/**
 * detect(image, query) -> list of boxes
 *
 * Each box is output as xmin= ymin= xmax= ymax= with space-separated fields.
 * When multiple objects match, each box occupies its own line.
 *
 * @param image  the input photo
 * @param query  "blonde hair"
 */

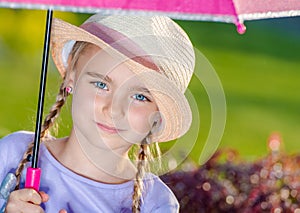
xmin=15 ymin=41 xmax=162 ymax=212
xmin=14 ymin=42 xmax=85 ymax=189
xmin=14 ymin=79 xmax=68 ymax=189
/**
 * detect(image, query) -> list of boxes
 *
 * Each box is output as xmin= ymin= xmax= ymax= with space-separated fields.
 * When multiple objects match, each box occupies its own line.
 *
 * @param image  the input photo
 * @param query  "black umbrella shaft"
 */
xmin=32 ymin=9 xmax=53 ymax=168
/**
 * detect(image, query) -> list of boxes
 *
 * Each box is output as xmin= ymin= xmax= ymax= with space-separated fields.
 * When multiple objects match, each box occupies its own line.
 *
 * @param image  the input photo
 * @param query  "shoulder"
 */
xmin=142 ymin=173 xmax=179 ymax=212
xmin=0 ymin=130 xmax=34 ymax=151
xmin=0 ymin=131 xmax=34 ymax=175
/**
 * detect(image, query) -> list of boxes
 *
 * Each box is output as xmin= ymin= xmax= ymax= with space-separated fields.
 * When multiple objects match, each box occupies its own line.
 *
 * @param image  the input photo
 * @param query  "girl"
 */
xmin=0 ymin=14 xmax=195 ymax=212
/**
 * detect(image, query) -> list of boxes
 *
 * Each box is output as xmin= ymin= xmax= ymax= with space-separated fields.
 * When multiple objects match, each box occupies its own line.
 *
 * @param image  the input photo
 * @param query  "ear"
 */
xmin=63 ymin=56 xmax=76 ymax=89
xmin=151 ymin=112 xmax=162 ymax=135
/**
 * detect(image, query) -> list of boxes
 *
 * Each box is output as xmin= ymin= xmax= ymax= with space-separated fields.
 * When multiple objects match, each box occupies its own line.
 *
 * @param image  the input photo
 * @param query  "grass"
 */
xmin=0 ymin=9 xmax=299 ymax=164
xmin=176 ymin=19 xmax=300 ymax=162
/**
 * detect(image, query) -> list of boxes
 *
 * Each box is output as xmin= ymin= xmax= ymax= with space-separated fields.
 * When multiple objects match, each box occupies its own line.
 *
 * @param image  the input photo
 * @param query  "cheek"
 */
xmin=128 ymin=106 xmax=156 ymax=134
xmin=72 ymin=84 xmax=95 ymax=118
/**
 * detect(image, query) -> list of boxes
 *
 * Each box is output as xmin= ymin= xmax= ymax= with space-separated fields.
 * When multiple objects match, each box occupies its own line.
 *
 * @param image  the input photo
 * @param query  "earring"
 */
xmin=65 ymin=86 xmax=73 ymax=95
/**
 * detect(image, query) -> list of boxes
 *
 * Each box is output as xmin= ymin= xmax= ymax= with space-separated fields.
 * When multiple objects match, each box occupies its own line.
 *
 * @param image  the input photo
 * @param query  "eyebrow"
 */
xmin=130 ymin=87 xmax=151 ymax=94
xmin=87 ymin=72 xmax=112 ymax=82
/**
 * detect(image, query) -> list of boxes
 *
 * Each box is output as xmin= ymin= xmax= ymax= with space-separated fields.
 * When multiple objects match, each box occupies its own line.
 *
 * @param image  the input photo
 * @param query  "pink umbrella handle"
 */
xmin=25 ymin=167 xmax=41 ymax=191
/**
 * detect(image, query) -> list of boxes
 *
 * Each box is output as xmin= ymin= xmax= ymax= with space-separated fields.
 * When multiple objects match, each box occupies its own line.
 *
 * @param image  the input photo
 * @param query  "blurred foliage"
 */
xmin=0 ymin=8 xmax=299 ymax=163
xmin=161 ymin=133 xmax=300 ymax=212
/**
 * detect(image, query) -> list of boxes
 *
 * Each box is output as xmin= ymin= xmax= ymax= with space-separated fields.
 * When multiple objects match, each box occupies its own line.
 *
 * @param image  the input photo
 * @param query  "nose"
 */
xmin=97 ymin=92 xmax=126 ymax=120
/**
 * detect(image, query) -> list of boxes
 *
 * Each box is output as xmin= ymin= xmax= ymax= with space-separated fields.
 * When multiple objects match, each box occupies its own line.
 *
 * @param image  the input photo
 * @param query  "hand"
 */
xmin=5 ymin=189 xmax=48 ymax=213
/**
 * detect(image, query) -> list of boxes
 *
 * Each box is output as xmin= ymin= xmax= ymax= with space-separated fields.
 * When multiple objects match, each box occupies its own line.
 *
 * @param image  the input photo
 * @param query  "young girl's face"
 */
xmin=70 ymin=44 xmax=159 ymax=151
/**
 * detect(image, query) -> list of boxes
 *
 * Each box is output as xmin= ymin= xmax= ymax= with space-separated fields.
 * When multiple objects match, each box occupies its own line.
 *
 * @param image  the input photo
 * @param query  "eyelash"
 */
xmin=91 ymin=81 xmax=151 ymax=102
xmin=132 ymin=94 xmax=150 ymax=102
xmin=92 ymin=81 xmax=108 ymax=90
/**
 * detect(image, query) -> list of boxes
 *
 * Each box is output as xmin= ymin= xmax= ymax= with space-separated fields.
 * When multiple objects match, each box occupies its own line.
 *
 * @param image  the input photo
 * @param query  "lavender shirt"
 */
xmin=0 ymin=131 xmax=179 ymax=212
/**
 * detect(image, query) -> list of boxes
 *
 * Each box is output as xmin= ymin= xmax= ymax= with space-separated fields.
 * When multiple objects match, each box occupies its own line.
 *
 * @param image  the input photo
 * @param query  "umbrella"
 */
xmin=1 ymin=0 xmax=300 ymax=33
xmin=0 ymin=0 xmax=300 ymax=192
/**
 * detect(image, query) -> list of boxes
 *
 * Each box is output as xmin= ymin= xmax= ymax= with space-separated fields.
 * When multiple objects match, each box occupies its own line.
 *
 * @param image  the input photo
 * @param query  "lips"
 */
xmin=96 ymin=122 xmax=122 ymax=134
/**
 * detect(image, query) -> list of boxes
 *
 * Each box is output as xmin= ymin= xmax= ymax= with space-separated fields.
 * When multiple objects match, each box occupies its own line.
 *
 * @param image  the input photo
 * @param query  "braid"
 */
xmin=132 ymin=142 xmax=151 ymax=213
xmin=14 ymin=41 xmax=90 ymax=189
xmin=14 ymin=141 xmax=34 ymax=189
xmin=14 ymin=81 xmax=68 ymax=189
xmin=40 ymin=81 xmax=68 ymax=138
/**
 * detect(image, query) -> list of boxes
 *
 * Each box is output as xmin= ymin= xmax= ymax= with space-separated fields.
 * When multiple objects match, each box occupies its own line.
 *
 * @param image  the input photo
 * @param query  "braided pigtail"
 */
xmin=14 ymin=141 xmax=34 ymax=189
xmin=14 ymin=41 xmax=89 ymax=189
xmin=132 ymin=131 xmax=160 ymax=213
xmin=14 ymin=81 xmax=69 ymax=189
xmin=132 ymin=143 xmax=149 ymax=212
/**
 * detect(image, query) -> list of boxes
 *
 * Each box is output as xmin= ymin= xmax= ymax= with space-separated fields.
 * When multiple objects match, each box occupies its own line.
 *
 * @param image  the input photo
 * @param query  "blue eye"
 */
xmin=94 ymin=81 xmax=108 ymax=90
xmin=133 ymin=94 xmax=148 ymax=102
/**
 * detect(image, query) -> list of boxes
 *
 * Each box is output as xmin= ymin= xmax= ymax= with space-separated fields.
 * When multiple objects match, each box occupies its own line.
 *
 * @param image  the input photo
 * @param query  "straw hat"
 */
xmin=51 ymin=14 xmax=195 ymax=142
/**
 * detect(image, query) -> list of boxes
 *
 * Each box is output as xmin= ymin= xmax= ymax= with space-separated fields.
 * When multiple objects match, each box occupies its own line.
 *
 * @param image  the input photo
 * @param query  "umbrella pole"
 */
xmin=25 ymin=9 xmax=53 ymax=191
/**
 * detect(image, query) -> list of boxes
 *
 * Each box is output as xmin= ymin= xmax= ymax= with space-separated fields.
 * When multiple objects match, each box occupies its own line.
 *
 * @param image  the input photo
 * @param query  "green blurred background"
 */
xmin=0 ymin=9 xmax=299 ymax=164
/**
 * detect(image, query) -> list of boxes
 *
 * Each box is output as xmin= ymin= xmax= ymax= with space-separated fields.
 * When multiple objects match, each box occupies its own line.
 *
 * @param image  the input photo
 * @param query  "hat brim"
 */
xmin=51 ymin=18 xmax=192 ymax=142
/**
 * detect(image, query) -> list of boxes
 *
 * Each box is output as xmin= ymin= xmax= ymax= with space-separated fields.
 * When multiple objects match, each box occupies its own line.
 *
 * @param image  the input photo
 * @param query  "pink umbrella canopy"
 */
xmin=0 ymin=0 xmax=300 ymax=34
